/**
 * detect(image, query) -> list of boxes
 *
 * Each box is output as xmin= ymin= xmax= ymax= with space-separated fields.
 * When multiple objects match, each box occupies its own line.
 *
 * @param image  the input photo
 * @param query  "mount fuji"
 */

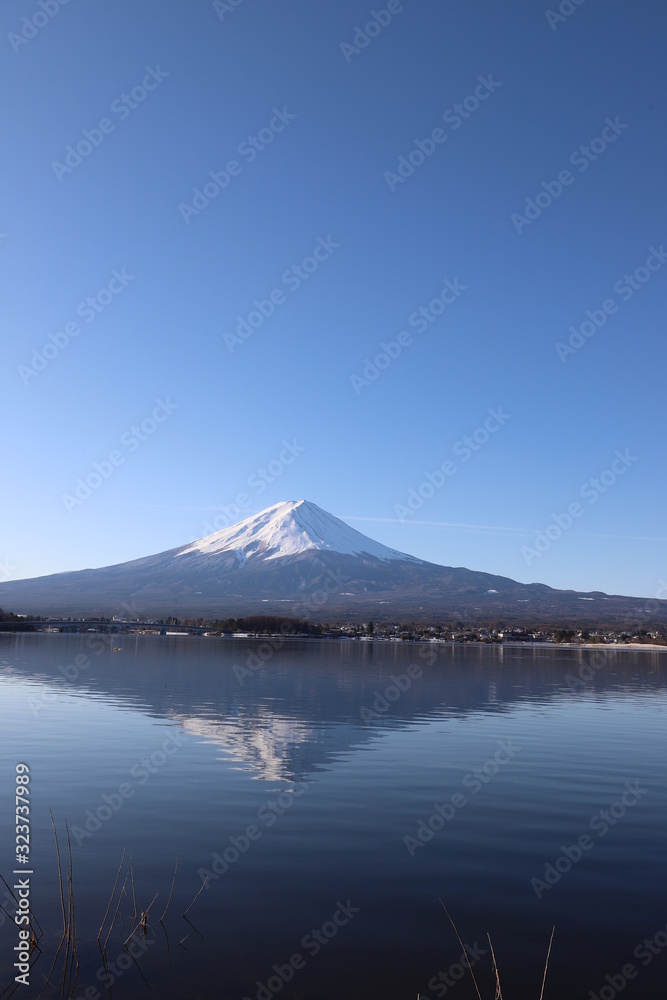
xmin=176 ymin=499 xmax=418 ymax=565
xmin=0 ymin=500 xmax=662 ymax=625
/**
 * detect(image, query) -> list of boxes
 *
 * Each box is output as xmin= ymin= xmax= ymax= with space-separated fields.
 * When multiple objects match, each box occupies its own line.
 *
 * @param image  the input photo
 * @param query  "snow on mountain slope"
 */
xmin=177 ymin=500 xmax=421 ymax=563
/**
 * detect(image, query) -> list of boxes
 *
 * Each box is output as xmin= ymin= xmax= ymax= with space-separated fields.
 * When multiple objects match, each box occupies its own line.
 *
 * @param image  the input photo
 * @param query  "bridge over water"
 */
xmin=5 ymin=620 xmax=216 ymax=636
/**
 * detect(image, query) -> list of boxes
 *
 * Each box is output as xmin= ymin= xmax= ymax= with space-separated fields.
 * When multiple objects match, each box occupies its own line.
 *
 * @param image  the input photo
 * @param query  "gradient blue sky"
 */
xmin=2 ymin=0 xmax=665 ymax=599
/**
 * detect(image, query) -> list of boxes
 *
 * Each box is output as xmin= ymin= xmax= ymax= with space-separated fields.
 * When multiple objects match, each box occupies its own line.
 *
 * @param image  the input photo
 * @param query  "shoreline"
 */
xmin=2 ymin=629 xmax=666 ymax=652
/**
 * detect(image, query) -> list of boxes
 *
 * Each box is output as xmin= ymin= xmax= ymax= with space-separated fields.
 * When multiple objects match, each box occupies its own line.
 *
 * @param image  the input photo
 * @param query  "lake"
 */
xmin=1 ymin=633 xmax=666 ymax=999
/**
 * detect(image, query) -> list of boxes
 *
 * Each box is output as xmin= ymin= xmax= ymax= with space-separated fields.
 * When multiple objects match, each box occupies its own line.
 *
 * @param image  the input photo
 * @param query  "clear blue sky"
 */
xmin=2 ymin=0 xmax=665 ymax=599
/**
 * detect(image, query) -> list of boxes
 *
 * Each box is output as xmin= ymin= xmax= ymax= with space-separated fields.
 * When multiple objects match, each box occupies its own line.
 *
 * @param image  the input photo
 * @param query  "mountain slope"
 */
xmin=0 ymin=500 xmax=663 ymax=626
xmin=176 ymin=500 xmax=421 ymax=563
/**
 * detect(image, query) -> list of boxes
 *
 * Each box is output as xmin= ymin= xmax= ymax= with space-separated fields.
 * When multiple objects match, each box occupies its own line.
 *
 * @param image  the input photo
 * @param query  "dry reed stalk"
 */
xmin=438 ymin=899 xmax=483 ymax=1000
xmin=97 ymin=850 xmax=126 ymax=945
xmin=182 ymin=876 xmax=208 ymax=918
xmin=49 ymin=811 xmax=67 ymax=937
xmin=487 ymin=933 xmax=503 ymax=1000
xmin=122 ymin=924 xmax=139 ymax=947
xmin=62 ymin=820 xmax=79 ymax=999
xmin=160 ymin=858 xmax=178 ymax=922
xmin=129 ymin=855 xmax=137 ymax=921
xmin=124 ymin=891 xmax=158 ymax=945
xmin=143 ymin=891 xmax=158 ymax=918
xmin=36 ymin=817 xmax=69 ymax=1000
xmin=103 ymin=867 xmax=130 ymax=953
xmin=539 ymin=926 xmax=556 ymax=1000
xmin=160 ymin=916 xmax=172 ymax=973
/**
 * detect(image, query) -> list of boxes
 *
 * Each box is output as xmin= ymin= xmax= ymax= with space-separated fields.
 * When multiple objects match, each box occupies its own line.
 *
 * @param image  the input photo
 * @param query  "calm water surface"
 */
xmin=0 ymin=634 xmax=666 ymax=999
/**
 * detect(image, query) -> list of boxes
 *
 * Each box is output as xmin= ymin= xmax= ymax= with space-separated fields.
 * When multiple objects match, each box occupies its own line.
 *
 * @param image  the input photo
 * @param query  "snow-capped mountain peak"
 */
xmin=0 ymin=499 xmax=657 ymax=623
xmin=177 ymin=500 xmax=419 ymax=563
